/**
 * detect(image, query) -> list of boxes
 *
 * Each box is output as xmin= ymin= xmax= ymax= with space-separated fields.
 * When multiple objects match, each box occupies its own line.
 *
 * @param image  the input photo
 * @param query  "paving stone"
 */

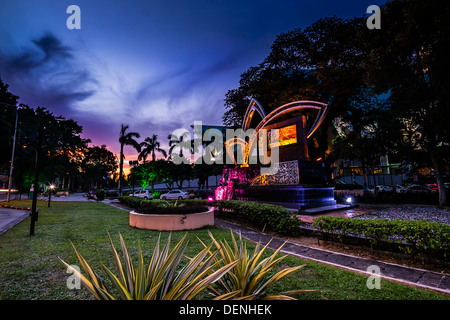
xmin=417 ymin=272 xmax=446 ymax=288
xmin=380 ymin=264 xmax=424 ymax=282
xmin=346 ymin=258 xmax=384 ymax=272
xmin=319 ymin=253 xmax=357 ymax=266
xmin=297 ymin=249 xmax=331 ymax=260
xmin=438 ymin=276 xmax=450 ymax=290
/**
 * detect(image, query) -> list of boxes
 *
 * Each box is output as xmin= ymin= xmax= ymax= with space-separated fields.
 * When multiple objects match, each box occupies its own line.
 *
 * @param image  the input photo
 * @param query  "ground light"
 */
xmin=346 ymin=196 xmax=353 ymax=204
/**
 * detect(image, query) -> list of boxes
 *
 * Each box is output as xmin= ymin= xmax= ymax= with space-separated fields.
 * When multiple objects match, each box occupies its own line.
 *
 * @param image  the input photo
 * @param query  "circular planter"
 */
xmin=129 ymin=208 xmax=214 ymax=231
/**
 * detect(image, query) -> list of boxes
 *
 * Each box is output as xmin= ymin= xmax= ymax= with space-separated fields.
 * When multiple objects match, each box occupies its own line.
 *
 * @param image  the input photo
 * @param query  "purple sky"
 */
xmin=0 ymin=0 xmax=385 ymax=169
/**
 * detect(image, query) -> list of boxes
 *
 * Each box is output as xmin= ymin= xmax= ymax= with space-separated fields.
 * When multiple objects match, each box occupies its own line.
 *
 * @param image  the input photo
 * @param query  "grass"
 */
xmin=0 ymin=199 xmax=448 ymax=300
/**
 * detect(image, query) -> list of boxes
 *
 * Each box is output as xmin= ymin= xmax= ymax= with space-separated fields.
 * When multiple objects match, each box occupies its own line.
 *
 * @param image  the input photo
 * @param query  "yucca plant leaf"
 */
xmin=58 ymin=249 xmax=115 ymax=300
xmin=106 ymin=232 xmax=128 ymax=290
xmin=58 ymin=257 xmax=104 ymax=299
xmin=101 ymin=263 xmax=134 ymax=300
xmin=183 ymin=259 xmax=239 ymax=300
xmin=143 ymin=279 xmax=164 ymax=300
xmin=212 ymin=290 xmax=242 ymax=300
xmin=260 ymin=294 xmax=297 ymax=300
xmin=118 ymin=233 xmax=135 ymax=296
xmin=256 ymin=264 xmax=306 ymax=295
xmin=68 ymin=242 xmax=105 ymax=290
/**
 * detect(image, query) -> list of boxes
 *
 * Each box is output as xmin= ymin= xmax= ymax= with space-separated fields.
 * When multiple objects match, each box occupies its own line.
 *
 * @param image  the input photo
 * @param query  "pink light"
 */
xmin=214 ymin=186 xmax=226 ymax=200
xmin=207 ymin=196 xmax=213 ymax=202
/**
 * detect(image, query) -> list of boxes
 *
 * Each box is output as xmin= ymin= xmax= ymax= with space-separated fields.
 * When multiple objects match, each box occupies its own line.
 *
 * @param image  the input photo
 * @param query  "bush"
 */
xmin=214 ymin=200 xmax=302 ymax=237
xmin=153 ymin=191 xmax=161 ymax=199
xmin=117 ymin=196 xmax=144 ymax=208
xmin=96 ymin=189 xmax=105 ymax=201
xmin=312 ymin=216 xmax=450 ymax=259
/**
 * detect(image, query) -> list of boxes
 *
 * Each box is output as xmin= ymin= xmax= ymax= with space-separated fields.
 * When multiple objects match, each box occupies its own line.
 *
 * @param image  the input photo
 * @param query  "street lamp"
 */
xmin=0 ymin=102 xmax=18 ymax=203
xmin=48 ymin=184 xmax=55 ymax=208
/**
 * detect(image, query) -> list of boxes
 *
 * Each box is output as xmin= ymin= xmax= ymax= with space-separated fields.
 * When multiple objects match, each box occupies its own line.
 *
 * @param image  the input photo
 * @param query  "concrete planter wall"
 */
xmin=129 ymin=208 xmax=214 ymax=231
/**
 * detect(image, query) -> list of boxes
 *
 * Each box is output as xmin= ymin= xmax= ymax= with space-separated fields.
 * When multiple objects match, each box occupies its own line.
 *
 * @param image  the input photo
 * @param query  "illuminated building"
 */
xmin=215 ymin=98 xmax=337 ymax=210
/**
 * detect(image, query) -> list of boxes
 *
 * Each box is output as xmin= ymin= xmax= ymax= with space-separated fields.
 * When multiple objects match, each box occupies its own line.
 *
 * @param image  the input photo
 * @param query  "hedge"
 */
xmin=117 ymin=196 xmax=302 ymax=236
xmin=213 ymin=200 xmax=302 ymax=236
xmin=312 ymin=216 xmax=450 ymax=260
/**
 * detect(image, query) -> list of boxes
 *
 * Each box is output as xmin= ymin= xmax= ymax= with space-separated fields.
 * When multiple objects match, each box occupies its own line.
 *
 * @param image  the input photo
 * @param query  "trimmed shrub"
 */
xmin=117 ymin=196 xmax=144 ymax=208
xmin=214 ymin=200 xmax=302 ymax=237
xmin=96 ymin=189 xmax=105 ymax=201
xmin=135 ymin=202 xmax=210 ymax=215
xmin=312 ymin=216 xmax=450 ymax=259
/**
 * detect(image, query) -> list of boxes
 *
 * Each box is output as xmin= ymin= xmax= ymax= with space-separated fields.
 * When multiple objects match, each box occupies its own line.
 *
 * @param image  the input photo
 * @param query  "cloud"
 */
xmin=0 ymin=32 xmax=96 ymax=115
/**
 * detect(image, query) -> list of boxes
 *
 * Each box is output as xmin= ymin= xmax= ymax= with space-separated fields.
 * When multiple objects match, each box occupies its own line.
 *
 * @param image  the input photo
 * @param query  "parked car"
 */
xmin=131 ymin=190 xmax=153 ymax=200
xmin=375 ymin=185 xmax=394 ymax=193
xmin=160 ymin=189 xmax=189 ymax=200
xmin=427 ymin=184 xmax=438 ymax=190
xmin=428 ymin=183 xmax=450 ymax=190
xmin=400 ymin=185 xmax=437 ymax=194
xmin=197 ymin=189 xmax=215 ymax=200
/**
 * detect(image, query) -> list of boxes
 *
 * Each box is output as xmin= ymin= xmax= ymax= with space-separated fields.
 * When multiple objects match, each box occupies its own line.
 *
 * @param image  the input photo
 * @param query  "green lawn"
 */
xmin=0 ymin=199 xmax=448 ymax=300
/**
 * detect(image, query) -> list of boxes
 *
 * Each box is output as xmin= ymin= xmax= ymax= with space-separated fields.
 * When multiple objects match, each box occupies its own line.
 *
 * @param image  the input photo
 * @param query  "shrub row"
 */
xmin=213 ymin=200 xmax=302 ymax=237
xmin=117 ymin=196 xmax=147 ymax=208
xmin=312 ymin=216 xmax=450 ymax=259
xmin=117 ymin=197 xmax=301 ymax=236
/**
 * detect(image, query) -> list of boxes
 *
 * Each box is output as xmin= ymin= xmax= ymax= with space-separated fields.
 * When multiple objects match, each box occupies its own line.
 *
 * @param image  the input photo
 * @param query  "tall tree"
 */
xmin=362 ymin=0 xmax=450 ymax=205
xmin=118 ymin=124 xmax=141 ymax=195
xmin=138 ymin=134 xmax=167 ymax=163
xmin=82 ymin=145 xmax=117 ymax=190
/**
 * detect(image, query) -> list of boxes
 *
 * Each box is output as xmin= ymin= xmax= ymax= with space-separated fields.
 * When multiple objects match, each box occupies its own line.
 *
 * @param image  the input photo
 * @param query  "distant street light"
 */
xmin=0 ymin=102 xmax=18 ymax=203
xmin=48 ymin=184 xmax=55 ymax=208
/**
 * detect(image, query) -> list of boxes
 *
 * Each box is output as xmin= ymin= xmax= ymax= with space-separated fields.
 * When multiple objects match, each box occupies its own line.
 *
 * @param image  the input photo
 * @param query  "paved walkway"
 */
xmin=0 ymin=207 xmax=30 ymax=235
xmin=296 ymin=205 xmax=379 ymax=223
xmin=215 ymin=219 xmax=450 ymax=295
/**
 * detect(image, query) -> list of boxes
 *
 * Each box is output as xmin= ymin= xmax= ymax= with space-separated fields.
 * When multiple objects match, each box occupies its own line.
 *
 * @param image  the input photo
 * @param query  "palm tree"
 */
xmin=167 ymin=131 xmax=194 ymax=162
xmin=118 ymin=124 xmax=141 ymax=195
xmin=138 ymin=134 xmax=167 ymax=163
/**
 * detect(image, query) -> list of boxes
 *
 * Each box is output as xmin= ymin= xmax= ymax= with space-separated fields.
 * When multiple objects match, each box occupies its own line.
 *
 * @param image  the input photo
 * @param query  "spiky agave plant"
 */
xmin=199 ymin=230 xmax=315 ymax=300
xmin=59 ymin=232 xmax=237 ymax=300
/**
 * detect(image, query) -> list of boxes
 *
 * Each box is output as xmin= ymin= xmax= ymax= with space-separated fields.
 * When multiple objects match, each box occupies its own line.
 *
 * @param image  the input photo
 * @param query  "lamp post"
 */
xmin=48 ymin=184 xmax=55 ymax=208
xmin=129 ymin=160 xmax=138 ymax=196
xmin=0 ymin=102 xmax=18 ymax=203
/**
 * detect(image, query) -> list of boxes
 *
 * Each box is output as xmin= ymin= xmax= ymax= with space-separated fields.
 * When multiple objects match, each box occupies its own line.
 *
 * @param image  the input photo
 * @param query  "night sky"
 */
xmin=0 ymin=0 xmax=386 ymax=169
